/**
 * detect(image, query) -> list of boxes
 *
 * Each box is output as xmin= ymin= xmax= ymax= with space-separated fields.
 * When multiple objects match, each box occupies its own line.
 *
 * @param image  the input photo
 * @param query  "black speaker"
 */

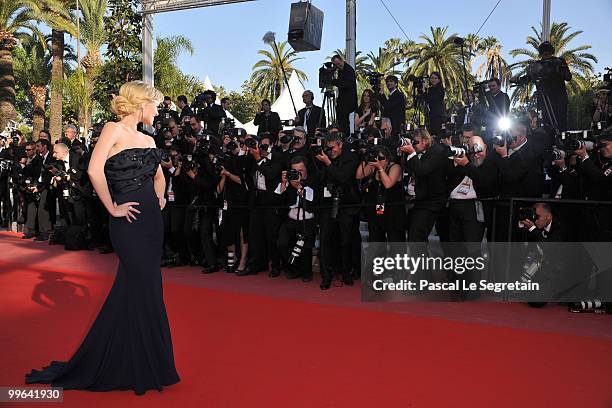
xmin=287 ymin=1 xmax=324 ymax=52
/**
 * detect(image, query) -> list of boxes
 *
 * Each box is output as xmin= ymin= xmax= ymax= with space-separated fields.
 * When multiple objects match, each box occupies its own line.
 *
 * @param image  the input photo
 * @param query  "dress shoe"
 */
xmin=236 ymin=267 xmax=258 ymax=276
xmin=268 ymin=268 xmax=281 ymax=278
xmin=342 ymin=273 xmax=354 ymax=286
xmin=320 ymin=278 xmax=332 ymax=290
xmin=202 ymin=265 xmax=219 ymax=274
xmin=286 ymin=270 xmax=301 ymax=280
xmin=301 ymin=275 xmax=313 ymax=283
xmin=22 ymin=233 xmax=36 ymax=239
xmin=33 ymin=234 xmax=49 ymax=242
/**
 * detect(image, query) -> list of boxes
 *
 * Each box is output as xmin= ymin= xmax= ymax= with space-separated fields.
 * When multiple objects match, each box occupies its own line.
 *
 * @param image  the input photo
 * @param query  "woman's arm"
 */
xmin=87 ymin=123 xmax=119 ymax=214
xmin=217 ymin=174 xmax=226 ymax=195
xmin=379 ymin=163 xmax=402 ymax=189
xmin=356 ymin=161 xmax=374 ymax=180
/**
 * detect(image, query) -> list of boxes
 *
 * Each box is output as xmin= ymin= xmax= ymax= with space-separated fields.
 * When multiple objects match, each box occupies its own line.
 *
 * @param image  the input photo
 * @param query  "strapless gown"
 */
xmin=25 ymin=147 xmax=180 ymax=395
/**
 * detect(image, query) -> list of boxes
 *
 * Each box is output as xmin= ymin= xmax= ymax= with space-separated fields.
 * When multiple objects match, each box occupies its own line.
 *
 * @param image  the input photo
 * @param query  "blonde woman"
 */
xmin=26 ymin=81 xmax=180 ymax=395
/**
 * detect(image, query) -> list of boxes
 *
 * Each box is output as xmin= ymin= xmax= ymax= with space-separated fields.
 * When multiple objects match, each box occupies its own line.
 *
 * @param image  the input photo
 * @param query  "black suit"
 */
xmin=405 ymin=143 xmax=448 ymax=241
xmin=331 ymin=63 xmax=358 ymax=136
xmin=426 ymin=84 xmax=445 ymax=137
xmin=378 ymin=89 xmax=406 ymax=136
xmin=202 ymin=103 xmax=226 ymax=135
xmin=24 ymin=152 xmax=56 ymax=237
xmin=254 ymin=111 xmax=282 ymax=141
xmin=537 ymin=57 xmax=572 ymax=131
xmin=295 ymin=104 xmax=325 ymax=139
xmin=496 ymin=141 xmax=544 ymax=199
xmin=485 ymin=91 xmax=510 ymax=136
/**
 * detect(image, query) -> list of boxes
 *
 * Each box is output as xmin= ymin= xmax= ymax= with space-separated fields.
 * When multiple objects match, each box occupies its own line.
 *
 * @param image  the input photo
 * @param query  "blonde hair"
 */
xmin=414 ymin=128 xmax=432 ymax=147
xmin=110 ymin=80 xmax=164 ymax=119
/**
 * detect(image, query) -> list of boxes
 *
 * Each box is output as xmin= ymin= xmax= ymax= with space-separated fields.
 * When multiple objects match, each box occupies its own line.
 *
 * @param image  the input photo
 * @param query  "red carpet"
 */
xmin=1 ymin=231 xmax=611 ymax=407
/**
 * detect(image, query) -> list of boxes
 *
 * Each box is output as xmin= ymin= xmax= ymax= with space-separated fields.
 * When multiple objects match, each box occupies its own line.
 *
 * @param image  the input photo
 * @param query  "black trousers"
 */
xmin=449 ymin=200 xmax=485 ymax=243
xmin=368 ymin=218 xmax=405 ymax=243
xmin=337 ymin=109 xmax=352 ymax=137
xmin=247 ymin=206 xmax=282 ymax=271
xmin=407 ymin=207 xmax=437 ymax=242
xmin=277 ymin=218 xmax=316 ymax=278
xmin=25 ymin=189 xmax=52 ymax=236
xmin=319 ymin=210 xmax=359 ymax=279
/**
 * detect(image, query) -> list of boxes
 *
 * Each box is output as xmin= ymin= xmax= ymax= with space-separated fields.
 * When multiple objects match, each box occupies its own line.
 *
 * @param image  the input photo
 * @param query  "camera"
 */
xmin=280 ymin=132 xmax=295 ymax=145
xmin=212 ymin=152 xmax=232 ymax=175
xmin=552 ymin=148 xmax=566 ymax=161
xmin=518 ymin=206 xmax=537 ymax=222
xmin=446 ymin=146 xmax=467 ymax=158
xmin=367 ymin=72 xmax=384 ymax=93
xmin=364 ymin=147 xmax=381 ymax=163
xmin=559 ymin=130 xmax=595 ymax=151
xmin=244 ymin=138 xmax=258 ymax=149
xmin=287 ymin=168 xmax=301 ymax=181
xmin=318 ymin=61 xmax=337 ymax=89
xmin=407 ymin=74 xmax=428 ymax=92
xmin=511 ymin=58 xmax=562 ymax=86
xmin=280 ymin=119 xmax=295 ymax=127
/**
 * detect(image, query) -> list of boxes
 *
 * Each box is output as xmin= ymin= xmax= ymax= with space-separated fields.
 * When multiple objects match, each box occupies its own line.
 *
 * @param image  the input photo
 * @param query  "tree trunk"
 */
xmin=31 ymin=85 xmax=47 ymax=138
xmin=0 ymin=46 xmax=16 ymax=133
xmin=49 ymin=29 xmax=65 ymax=142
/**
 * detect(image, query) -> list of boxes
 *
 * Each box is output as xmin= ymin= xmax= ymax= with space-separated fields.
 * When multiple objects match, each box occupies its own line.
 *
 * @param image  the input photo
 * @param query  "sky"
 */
xmin=148 ymin=0 xmax=611 ymax=95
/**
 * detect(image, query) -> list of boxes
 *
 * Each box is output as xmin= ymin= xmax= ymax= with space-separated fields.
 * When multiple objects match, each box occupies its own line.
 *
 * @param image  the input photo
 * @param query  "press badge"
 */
xmin=323 ymin=186 xmax=332 ymax=198
xmin=167 ymin=191 xmax=175 ymax=202
xmin=223 ymin=200 xmax=228 ymax=210
xmin=376 ymin=195 xmax=385 ymax=215
xmin=218 ymin=208 xmax=223 ymax=224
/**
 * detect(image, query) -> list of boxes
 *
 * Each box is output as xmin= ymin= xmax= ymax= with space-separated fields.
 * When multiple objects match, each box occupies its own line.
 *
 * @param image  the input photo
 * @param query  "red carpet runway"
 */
xmin=1 ymin=231 xmax=611 ymax=407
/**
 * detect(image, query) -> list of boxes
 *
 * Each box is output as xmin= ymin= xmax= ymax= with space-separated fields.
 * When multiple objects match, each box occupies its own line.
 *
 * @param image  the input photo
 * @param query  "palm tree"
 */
xmin=250 ymin=40 xmax=307 ymax=102
xmin=76 ymin=0 xmax=107 ymax=135
xmin=474 ymin=36 xmax=511 ymax=86
xmin=44 ymin=0 xmax=76 ymax=140
xmin=0 ymin=0 xmax=48 ymax=132
xmin=405 ymin=26 xmax=467 ymax=104
xmin=13 ymin=35 xmax=51 ymax=135
xmin=154 ymin=35 xmax=194 ymax=97
xmin=509 ymin=22 xmax=598 ymax=104
xmin=364 ymin=47 xmax=402 ymax=77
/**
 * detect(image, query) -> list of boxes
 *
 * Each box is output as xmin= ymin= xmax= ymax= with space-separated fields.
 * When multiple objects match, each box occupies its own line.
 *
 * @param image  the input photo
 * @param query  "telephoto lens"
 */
xmin=289 ymin=233 xmax=305 ymax=265
xmin=568 ymin=299 xmax=609 ymax=313
xmin=446 ymin=146 xmax=466 ymax=158
xmin=551 ymin=148 xmax=566 ymax=161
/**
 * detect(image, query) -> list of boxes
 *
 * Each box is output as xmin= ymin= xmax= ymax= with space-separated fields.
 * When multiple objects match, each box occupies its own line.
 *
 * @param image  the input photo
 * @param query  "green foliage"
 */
xmin=226 ymin=81 xmax=260 ymax=124
xmin=153 ymin=35 xmax=203 ymax=99
xmin=250 ymin=41 xmax=308 ymax=102
xmin=92 ymin=0 xmax=142 ymax=120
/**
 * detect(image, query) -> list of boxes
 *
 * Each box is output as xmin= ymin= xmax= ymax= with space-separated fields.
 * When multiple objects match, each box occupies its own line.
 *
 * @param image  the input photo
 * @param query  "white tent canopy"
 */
xmin=243 ymin=71 xmax=306 ymax=135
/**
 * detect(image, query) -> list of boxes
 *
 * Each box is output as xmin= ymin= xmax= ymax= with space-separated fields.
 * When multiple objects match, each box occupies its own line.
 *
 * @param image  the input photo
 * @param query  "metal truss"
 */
xmin=141 ymin=0 xmax=255 ymax=14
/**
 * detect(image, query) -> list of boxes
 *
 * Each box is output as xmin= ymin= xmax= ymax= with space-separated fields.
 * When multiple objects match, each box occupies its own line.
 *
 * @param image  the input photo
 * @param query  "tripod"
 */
xmin=533 ymin=83 xmax=560 ymax=137
xmin=411 ymin=88 xmax=428 ymax=127
xmin=320 ymin=87 xmax=336 ymax=130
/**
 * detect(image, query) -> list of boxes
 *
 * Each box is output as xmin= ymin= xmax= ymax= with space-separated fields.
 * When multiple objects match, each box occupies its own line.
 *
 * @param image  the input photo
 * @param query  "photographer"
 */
xmin=242 ymin=135 xmax=285 ymax=277
xmin=160 ymin=145 xmax=192 ymax=266
xmin=276 ymin=155 xmax=320 ymax=281
xmin=176 ymin=95 xmax=193 ymax=122
xmin=216 ymin=139 xmax=250 ymax=274
xmin=426 ymin=72 xmax=446 ymax=138
xmin=450 ymin=135 xmax=498 ymax=243
xmin=356 ymin=145 xmax=405 ymax=242
xmin=520 ymin=202 xmax=566 ymax=242
xmin=535 ymin=42 xmax=572 ymax=131
xmin=200 ymin=90 xmax=226 ymax=135
xmin=377 ymin=75 xmax=406 ymax=136
xmin=355 ymin=89 xmax=379 ymax=129
xmin=155 ymin=96 xmax=180 ymax=126
xmin=63 ymin=124 xmax=84 ymax=149
xmin=399 ymin=129 xmax=448 ymax=241
xmin=253 ymin=99 xmax=282 ymax=142
xmin=23 ymin=139 xmax=55 ymax=241
xmin=294 ymin=90 xmax=325 ymax=139
xmin=0 ymin=135 xmax=11 ymax=228
xmin=574 ymin=131 xmax=612 ymax=241
xmin=315 ymin=132 xmax=360 ymax=289
xmin=330 ymin=54 xmax=358 ymax=137
xmin=485 ymin=78 xmax=511 ymax=137
xmin=592 ymin=89 xmax=611 ymax=125
xmin=187 ymin=143 xmax=221 ymax=273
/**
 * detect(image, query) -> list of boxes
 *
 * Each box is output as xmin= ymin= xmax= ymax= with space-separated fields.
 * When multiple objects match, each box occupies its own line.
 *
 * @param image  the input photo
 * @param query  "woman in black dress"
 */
xmin=355 ymin=89 xmax=379 ymax=129
xmin=253 ymin=99 xmax=282 ymax=142
xmin=26 ymin=81 xmax=180 ymax=395
xmin=426 ymin=71 xmax=446 ymax=138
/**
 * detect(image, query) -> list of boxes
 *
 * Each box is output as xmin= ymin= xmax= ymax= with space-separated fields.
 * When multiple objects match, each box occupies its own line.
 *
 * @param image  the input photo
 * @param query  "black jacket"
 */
xmin=202 ymin=103 xmax=226 ymax=135
xmin=254 ymin=111 xmax=282 ymax=141
xmin=485 ymin=91 xmax=511 ymax=126
xmin=321 ymin=149 xmax=360 ymax=213
xmin=248 ymin=152 xmax=285 ymax=208
xmin=548 ymin=165 xmax=580 ymax=199
xmin=378 ymin=89 xmax=406 ymax=136
xmin=495 ymin=140 xmax=544 ymax=198
xmin=406 ymin=143 xmax=448 ymax=210
xmin=332 ymin=63 xmax=358 ymax=115
xmin=426 ymin=84 xmax=445 ymax=119
xmin=295 ymin=105 xmax=325 ymax=138
xmin=276 ymin=174 xmax=321 ymax=218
